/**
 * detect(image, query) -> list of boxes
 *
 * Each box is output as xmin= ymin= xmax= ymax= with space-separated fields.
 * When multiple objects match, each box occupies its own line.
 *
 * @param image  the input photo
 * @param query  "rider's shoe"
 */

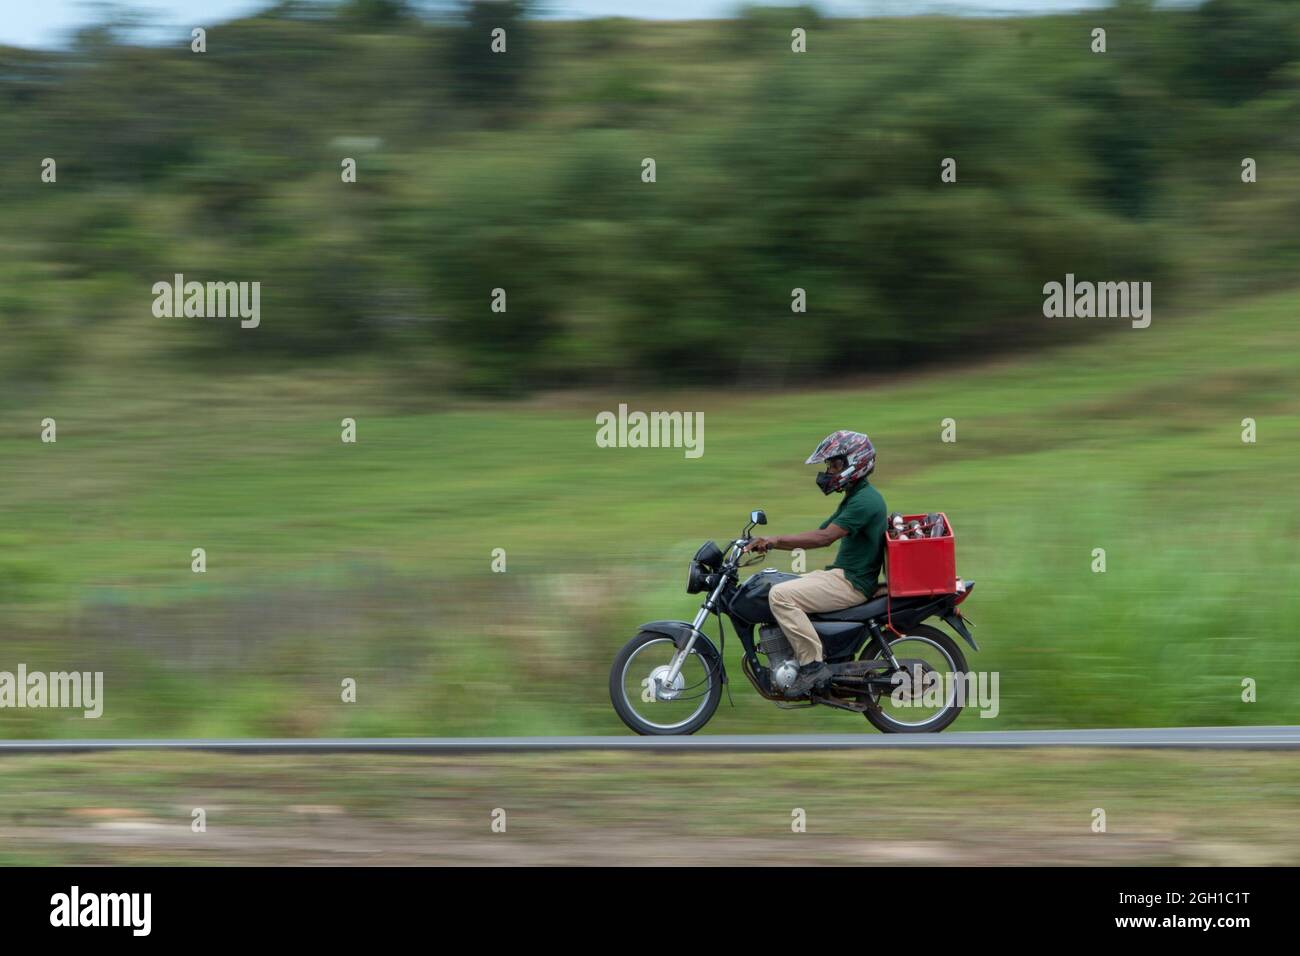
xmin=786 ymin=661 xmax=832 ymax=698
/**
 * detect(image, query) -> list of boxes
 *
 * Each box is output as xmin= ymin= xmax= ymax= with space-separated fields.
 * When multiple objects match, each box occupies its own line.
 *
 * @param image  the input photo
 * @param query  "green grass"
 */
xmin=1 ymin=289 xmax=1298 ymax=736
xmin=0 ymin=750 xmax=1298 ymax=865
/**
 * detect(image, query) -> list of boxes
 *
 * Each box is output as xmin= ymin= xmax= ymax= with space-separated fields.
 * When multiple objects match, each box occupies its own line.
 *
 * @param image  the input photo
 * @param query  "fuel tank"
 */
xmin=728 ymin=568 xmax=799 ymax=624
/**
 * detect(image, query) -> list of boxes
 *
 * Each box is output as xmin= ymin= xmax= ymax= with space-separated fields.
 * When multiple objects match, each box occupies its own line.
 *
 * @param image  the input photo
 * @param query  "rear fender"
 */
xmin=886 ymin=597 xmax=980 ymax=653
xmin=941 ymin=612 xmax=979 ymax=652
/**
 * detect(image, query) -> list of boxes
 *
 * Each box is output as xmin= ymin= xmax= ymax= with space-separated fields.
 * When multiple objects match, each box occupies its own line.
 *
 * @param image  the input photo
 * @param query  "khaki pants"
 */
xmin=768 ymin=569 xmax=868 ymax=665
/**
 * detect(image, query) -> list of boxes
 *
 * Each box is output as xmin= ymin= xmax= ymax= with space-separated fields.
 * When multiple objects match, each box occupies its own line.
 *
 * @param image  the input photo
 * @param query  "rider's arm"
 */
xmin=754 ymin=523 xmax=848 ymax=552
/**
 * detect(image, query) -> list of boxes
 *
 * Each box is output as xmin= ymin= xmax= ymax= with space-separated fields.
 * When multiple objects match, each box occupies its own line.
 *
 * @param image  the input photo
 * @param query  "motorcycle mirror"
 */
xmin=751 ymin=510 xmax=767 ymax=526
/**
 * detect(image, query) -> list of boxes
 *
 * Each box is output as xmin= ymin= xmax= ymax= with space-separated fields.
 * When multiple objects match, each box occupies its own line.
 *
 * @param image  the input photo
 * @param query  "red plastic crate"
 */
xmin=885 ymin=512 xmax=957 ymax=597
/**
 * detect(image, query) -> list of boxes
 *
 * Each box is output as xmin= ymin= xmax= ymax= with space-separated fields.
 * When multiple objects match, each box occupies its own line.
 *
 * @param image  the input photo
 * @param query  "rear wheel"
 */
xmin=610 ymin=630 xmax=723 ymax=736
xmin=861 ymin=624 xmax=968 ymax=734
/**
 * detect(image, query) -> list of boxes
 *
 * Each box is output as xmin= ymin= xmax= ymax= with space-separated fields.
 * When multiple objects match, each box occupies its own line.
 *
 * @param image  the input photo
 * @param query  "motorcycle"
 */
xmin=609 ymin=510 xmax=978 ymax=735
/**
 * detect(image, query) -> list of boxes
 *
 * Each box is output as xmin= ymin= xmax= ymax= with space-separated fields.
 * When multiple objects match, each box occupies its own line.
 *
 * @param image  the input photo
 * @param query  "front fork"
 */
xmin=662 ymin=579 xmax=727 ymax=686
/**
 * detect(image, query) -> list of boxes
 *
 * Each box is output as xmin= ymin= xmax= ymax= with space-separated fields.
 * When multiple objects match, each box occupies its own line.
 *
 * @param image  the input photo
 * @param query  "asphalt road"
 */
xmin=1 ymin=725 xmax=1298 ymax=753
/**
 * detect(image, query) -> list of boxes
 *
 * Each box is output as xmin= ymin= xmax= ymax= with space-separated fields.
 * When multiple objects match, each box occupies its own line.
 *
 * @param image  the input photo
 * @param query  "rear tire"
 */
xmin=610 ymin=630 xmax=723 ymax=736
xmin=862 ymin=624 xmax=968 ymax=734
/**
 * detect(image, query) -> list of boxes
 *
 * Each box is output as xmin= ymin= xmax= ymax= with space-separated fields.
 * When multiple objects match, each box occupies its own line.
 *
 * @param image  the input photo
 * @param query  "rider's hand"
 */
xmin=746 ymin=536 xmax=774 ymax=553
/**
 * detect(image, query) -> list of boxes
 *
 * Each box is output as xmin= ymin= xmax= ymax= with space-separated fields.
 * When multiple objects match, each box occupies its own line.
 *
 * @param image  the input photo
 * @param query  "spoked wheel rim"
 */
xmin=866 ymin=634 xmax=961 ymax=729
xmin=618 ymin=637 xmax=717 ymax=732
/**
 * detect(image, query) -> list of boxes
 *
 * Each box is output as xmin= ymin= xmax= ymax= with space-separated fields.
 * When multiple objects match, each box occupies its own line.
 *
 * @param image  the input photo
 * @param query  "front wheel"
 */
xmin=610 ymin=630 xmax=723 ymax=736
xmin=861 ymin=623 xmax=969 ymax=734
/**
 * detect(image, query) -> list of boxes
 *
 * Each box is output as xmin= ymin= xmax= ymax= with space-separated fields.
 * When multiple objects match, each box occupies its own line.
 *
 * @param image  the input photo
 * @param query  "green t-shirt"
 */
xmin=818 ymin=479 xmax=887 ymax=598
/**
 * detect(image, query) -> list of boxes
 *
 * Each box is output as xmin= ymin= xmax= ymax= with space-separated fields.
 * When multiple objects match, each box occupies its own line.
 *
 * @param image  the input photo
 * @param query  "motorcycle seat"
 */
xmin=809 ymin=595 xmax=890 ymax=623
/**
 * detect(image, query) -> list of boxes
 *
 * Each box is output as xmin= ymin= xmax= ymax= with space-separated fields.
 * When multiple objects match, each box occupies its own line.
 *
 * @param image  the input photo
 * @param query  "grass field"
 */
xmin=1 ymin=749 xmax=1298 ymax=865
xmin=1 ymin=289 xmax=1298 ymax=737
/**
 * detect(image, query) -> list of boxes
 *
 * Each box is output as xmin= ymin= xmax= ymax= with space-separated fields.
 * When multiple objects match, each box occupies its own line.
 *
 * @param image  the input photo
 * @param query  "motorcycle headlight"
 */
xmin=686 ymin=561 xmax=712 ymax=594
xmin=693 ymin=540 xmax=723 ymax=571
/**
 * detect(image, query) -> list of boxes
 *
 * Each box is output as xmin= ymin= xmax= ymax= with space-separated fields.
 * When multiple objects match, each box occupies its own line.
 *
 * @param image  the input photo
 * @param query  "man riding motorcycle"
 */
xmin=744 ymin=430 xmax=888 ymax=697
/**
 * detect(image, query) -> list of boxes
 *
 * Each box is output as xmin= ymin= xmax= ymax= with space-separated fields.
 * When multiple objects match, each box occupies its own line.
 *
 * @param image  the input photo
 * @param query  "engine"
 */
xmin=758 ymin=624 xmax=801 ymax=691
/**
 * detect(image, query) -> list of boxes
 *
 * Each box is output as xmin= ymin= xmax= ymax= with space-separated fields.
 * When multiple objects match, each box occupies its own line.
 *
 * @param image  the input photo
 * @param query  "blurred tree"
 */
xmin=729 ymin=4 xmax=825 ymax=54
xmin=1182 ymin=0 xmax=1300 ymax=104
xmin=0 ymin=1 xmax=1296 ymax=392
xmin=342 ymin=0 xmax=413 ymax=27
xmin=446 ymin=0 xmax=535 ymax=112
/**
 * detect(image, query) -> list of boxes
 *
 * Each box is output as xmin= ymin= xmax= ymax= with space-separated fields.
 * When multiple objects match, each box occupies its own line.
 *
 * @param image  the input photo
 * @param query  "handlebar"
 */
xmin=724 ymin=537 xmax=769 ymax=570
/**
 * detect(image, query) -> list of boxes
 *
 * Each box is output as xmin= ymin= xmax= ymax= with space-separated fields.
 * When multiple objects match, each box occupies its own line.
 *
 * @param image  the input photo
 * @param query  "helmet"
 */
xmin=805 ymin=430 xmax=875 ymax=495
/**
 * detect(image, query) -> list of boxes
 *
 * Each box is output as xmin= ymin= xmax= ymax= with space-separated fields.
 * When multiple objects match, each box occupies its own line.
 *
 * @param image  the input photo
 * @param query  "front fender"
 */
xmin=639 ymin=620 xmax=725 ymax=680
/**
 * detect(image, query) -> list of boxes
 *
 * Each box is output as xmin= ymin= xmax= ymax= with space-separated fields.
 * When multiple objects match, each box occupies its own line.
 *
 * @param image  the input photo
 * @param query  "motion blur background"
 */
xmin=2 ymin=0 xmax=1298 ymax=741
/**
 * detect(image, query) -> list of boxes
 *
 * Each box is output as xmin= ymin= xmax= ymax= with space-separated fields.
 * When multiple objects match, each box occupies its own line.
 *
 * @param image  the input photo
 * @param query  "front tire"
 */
xmin=610 ymin=630 xmax=723 ymax=736
xmin=862 ymin=623 xmax=969 ymax=734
